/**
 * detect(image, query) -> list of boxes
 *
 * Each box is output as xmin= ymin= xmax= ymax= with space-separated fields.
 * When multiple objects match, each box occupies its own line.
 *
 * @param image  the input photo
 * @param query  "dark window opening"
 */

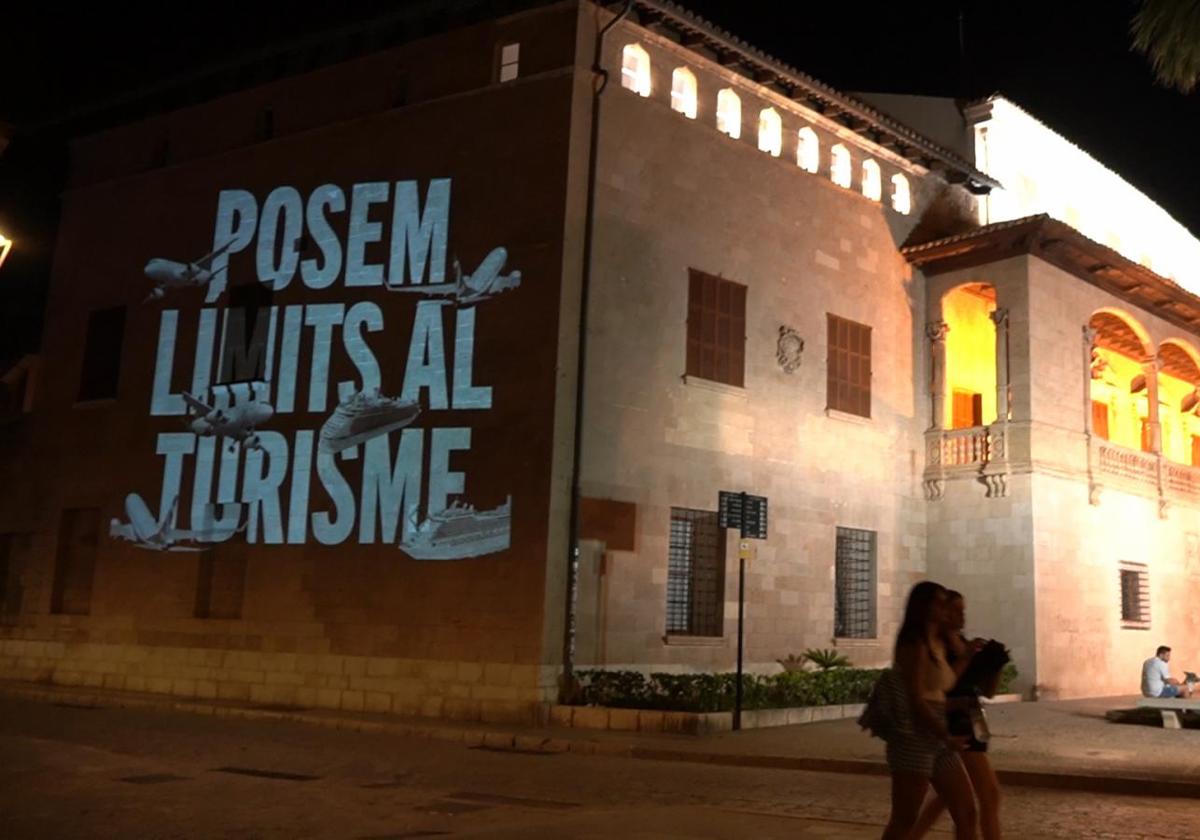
xmin=195 ymin=548 xmax=247 ymax=620
xmin=1119 ymin=564 xmax=1149 ymax=626
xmin=665 ymin=508 xmax=725 ymax=637
xmin=258 ymin=106 xmax=275 ymax=141
xmin=219 ymin=283 xmax=274 ymax=384
xmin=686 ymin=270 xmax=746 ymax=388
xmin=835 ymin=526 xmax=877 ymax=639
xmin=827 ymin=314 xmax=871 ymax=418
xmin=51 ymin=508 xmax=100 ymax=616
xmin=77 ymin=306 xmax=126 ymax=402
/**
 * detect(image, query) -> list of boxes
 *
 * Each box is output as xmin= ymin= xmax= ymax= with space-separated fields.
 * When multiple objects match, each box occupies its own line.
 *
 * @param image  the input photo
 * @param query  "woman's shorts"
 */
xmin=885 ymin=732 xmax=963 ymax=777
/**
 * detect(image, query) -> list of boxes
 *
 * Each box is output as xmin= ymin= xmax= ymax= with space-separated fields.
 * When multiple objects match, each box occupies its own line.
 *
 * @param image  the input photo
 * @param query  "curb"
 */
xmin=3 ymin=681 xmax=1197 ymax=798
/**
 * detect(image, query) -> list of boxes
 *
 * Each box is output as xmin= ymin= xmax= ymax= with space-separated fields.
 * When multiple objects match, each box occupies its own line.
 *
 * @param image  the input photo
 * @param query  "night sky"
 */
xmin=0 ymin=0 xmax=1195 ymax=363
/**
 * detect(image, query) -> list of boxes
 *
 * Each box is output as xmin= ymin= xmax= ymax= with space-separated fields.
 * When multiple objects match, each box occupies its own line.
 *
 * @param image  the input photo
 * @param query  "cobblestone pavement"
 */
xmin=0 ymin=697 xmax=1191 ymax=839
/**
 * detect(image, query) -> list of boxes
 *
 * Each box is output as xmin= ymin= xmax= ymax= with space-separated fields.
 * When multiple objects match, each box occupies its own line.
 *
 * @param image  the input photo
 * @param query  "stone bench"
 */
xmin=1136 ymin=697 xmax=1200 ymax=729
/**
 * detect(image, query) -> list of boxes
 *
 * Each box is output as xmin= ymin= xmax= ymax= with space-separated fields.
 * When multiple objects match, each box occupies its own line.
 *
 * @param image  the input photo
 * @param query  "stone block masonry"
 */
xmin=0 ymin=638 xmax=549 ymax=724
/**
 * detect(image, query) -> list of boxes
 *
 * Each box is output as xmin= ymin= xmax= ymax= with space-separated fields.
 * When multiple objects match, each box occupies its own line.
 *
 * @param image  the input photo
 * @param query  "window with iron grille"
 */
xmin=77 ymin=306 xmax=126 ymax=402
xmin=1119 ymin=562 xmax=1150 ymax=627
xmin=665 ymin=508 xmax=726 ymax=636
xmin=827 ymin=314 xmax=871 ymax=417
xmin=686 ymin=270 xmax=746 ymax=388
xmin=835 ymin=526 xmax=876 ymax=638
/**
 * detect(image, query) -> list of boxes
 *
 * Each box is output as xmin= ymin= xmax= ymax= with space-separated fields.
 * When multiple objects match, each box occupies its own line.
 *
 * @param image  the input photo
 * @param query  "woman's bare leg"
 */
xmin=881 ymin=772 xmax=930 ymax=840
xmin=907 ymin=792 xmax=946 ymax=839
xmin=962 ymin=752 xmax=1001 ymax=840
xmin=931 ymin=756 xmax=978 ymax=840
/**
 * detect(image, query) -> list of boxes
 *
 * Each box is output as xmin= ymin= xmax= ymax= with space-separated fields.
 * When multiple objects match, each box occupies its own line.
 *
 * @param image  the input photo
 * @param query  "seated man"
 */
xmin=1142 ymin=646 xmax=1195 ymax=698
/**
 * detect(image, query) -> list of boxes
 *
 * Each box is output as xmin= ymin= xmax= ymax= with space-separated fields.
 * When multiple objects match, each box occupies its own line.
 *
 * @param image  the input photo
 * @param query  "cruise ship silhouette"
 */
xmin=401 ymin=496 xmax=512 ymax=560
xmin=319 ymin=389 xmax=421 ymax=454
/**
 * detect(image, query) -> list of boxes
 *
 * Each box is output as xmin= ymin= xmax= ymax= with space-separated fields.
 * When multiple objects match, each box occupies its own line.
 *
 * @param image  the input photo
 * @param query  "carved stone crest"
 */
xmin=776 ymin=326 xmax=804 ymax=374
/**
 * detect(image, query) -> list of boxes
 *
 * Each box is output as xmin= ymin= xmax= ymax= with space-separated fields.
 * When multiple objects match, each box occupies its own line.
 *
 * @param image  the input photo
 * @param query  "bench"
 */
xmin=1136 ymin=697 xmax=1200 ymax=729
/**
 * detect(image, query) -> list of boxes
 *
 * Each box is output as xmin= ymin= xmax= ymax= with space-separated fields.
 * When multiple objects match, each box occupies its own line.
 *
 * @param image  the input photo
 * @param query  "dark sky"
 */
xmin=0 ymin=0 xmax=1196 ymax=362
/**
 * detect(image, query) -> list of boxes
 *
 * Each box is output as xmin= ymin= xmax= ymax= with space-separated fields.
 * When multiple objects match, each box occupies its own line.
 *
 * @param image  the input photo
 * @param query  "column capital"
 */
xmin=989 ymin=307 xmax=1010 ymax=327
xmin=925 ymin=320 xmax=949 ymax=342
xmin=1082 ymin=324 xmax=1098 ymax=346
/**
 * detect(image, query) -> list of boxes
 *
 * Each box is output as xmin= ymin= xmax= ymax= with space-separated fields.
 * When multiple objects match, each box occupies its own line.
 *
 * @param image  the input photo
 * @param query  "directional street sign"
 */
xmin=718 ymin=491 xmax=768 ymax=539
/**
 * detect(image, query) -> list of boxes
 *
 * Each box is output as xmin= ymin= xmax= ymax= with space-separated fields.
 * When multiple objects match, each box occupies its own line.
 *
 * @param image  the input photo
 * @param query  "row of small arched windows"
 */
xmin=620 ymin=44 xmax=911 ymax=215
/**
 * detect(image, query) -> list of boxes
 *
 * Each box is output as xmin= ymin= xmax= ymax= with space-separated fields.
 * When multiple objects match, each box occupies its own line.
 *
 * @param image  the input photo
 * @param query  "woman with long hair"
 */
xmin=880 ymin=581 xmax=977 ymax=840
xmin=910 ymin=590 xmax=1003 ymax=840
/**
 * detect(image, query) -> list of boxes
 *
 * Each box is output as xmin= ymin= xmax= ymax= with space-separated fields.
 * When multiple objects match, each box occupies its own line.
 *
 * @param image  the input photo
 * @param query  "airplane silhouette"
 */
xmin=143 ymin=240 xmax=235 ymax=301
xmin=184 ymin=386 xmax=274 ymax=453
xmin=384 ymin=246 xmax=521 ymax=305
xmin=109 ymin=493 xmax=243 ymax=551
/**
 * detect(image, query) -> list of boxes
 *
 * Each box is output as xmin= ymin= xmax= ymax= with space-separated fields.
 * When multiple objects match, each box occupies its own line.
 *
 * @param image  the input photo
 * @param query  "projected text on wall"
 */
xmin=110 ymin=179 xmax=520 ymax=559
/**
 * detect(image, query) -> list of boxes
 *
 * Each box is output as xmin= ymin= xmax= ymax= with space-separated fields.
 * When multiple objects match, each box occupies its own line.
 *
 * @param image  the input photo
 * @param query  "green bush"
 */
xmin=574 ymin=667 xmax=884 ymax=712
xmin=997 ymin=662 xmax=1019 ymax=695
xmin=802 ymin=648 xmax=853 ymax=670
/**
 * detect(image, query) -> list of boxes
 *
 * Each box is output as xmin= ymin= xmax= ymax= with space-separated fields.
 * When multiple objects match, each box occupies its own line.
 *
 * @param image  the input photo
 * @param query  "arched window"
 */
xmin=861 ymin=160 xmax=882 ymax=201
xmin=670 ymin=67 xmax=697 ymax=118
xmin=891 ymin=173 xmax=911 ymax=215
xmin=621 ymin=44 xmax=651 ymax=97
xmin=797 ymin=127 xmax=819 ymax=173
xmin=757 ymin=108 xmax=782 ymax=157
xmin=830 ymin=144 xmax=851 ymax=188
xmin=716 ymin=88 xmax=741 ymax=139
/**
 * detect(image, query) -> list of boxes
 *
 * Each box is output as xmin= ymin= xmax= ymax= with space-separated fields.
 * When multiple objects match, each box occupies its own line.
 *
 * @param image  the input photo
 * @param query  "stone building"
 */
xmin=2 ymin=0 xmax=1198 ymax=719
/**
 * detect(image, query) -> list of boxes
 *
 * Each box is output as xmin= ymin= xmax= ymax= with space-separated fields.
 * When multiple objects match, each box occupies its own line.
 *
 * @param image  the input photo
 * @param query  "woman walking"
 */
xmin=880 ymin=581 xmax=977 ymax=840
xmin=910 ymin=590 xmax=1003 ymax=840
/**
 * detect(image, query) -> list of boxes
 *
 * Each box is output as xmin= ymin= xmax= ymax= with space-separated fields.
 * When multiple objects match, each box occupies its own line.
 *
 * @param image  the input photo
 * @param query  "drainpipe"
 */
xmin=560 ymin=0 xmax=633 ymax=703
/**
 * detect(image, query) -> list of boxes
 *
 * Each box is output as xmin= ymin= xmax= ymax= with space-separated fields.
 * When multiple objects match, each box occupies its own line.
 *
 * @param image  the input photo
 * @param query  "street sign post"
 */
xmin=718 ymin=490 xmax=768 ymax=731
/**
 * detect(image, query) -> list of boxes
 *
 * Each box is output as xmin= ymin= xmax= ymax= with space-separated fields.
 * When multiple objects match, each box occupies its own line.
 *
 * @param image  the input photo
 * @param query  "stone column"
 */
xmin=1143 ymin=353 xmax=1162 ymax=454
xmin=1082 ymin=326 xmax=1097 ymax=437
xmin=926 ymin=320 xmax=949 ymax=431
xmin=990 ymin=307 xmax=1010 ymax=423
xmin=1083 ymin=326 xmax=1101 ymax=504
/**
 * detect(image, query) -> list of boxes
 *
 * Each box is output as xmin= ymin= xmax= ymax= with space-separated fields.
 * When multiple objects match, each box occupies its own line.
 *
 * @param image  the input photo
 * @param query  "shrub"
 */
xmin=574 ymin=667 xmax=884 ymax=712
xmin=777 ymin=654 xmax=808 ymax=673
xmin=802 ymin=648 xmax=852 ymax=670
xmin=997 ymin=662 xmax=1019 ymax=695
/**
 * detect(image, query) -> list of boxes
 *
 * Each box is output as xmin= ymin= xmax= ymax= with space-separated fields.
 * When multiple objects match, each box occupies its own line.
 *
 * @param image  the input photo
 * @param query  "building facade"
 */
xmin=2 ymin=0 xmax=1198 ymax=718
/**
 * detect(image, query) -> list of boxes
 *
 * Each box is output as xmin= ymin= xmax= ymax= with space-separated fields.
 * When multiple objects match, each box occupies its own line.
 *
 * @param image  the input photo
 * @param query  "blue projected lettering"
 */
xmin=116 ymin=178 xmax=517 ymax=558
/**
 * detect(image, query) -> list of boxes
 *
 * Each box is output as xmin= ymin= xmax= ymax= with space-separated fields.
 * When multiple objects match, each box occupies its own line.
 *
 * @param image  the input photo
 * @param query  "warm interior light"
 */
xmin=0 ymin=234 xmax=11 ymax=271
xmin=942 ymin=284 xmax=997 ymax=428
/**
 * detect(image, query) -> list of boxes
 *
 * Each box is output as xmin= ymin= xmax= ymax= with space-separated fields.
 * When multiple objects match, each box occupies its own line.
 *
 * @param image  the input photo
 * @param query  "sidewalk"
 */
xmin=3 ymin=679 xmax=1198 ymax=797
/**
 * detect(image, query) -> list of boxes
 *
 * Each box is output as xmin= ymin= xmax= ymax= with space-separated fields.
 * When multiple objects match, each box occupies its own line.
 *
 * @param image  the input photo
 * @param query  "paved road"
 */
xmin=0 ymin=697 xmax=1191 ymax=839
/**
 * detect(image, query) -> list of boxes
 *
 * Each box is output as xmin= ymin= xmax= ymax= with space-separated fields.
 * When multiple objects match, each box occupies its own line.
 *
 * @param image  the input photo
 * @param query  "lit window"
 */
xmin=830 ymin=144 xmax=851 ymax=188
xmin=621 ymin=44 xmax=651 ymax=97
xmin=499 ymin=42 xmax=520 ymax=83
xmin=757 ymin=108 xmax=782 ymax=157
xmin=890 ymin=173 xmax=911 ymax=215
xmin=861 ymin=159 xmax=882 ymax=201
xmin=797 ymin=126 xmax=819 ymax=173
xmin=716 ymin=88 xmax=741 ymax=139
xmin=670 ymin=67 xmax=697 ymax=118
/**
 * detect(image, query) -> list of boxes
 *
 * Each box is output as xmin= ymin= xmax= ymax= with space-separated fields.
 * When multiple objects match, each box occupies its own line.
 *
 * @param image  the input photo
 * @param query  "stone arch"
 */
xmin=1088 ymin=308 xmax=1152 ymax=361
xmin=1087 ymin=308 xmax=1154 ymax=450
xmin=1157 ymin=338 xmax=1200 ymax=465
